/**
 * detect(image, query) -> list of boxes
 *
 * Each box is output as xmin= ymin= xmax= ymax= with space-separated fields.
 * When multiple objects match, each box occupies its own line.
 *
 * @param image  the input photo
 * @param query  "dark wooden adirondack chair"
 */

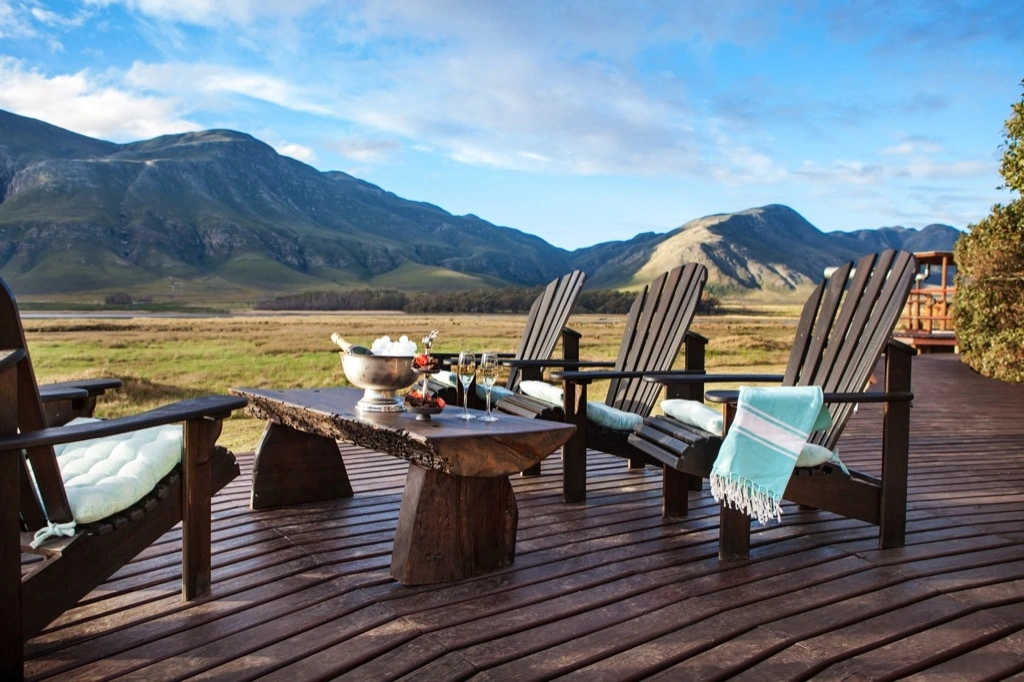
xmin=0 ymin=277 xmax=247 ymax=679
xmin=501 ymin=269 xmax=588 ymax=393
xmin=629 ymin=250 xmax=918 ymax=560
xmin=432 ymin=270 xmax=587 ymax=411
xmin=499 ymin=263 xmax=708 ymax=502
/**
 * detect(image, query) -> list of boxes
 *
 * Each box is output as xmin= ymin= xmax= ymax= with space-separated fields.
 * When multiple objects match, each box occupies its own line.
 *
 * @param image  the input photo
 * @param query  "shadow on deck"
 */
xmin=24 ymin=354 xmax=1024 ymax=680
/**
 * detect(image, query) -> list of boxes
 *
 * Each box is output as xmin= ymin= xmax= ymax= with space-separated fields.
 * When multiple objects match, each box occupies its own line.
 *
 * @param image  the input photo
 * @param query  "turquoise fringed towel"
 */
xmin=710 ymin=386 xmax=832 ymax=525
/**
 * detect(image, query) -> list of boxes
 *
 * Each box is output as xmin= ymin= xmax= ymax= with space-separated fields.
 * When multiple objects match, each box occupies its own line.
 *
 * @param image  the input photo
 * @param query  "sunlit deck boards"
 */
xmin=23 ymin=354 xmax=1024 ymax=680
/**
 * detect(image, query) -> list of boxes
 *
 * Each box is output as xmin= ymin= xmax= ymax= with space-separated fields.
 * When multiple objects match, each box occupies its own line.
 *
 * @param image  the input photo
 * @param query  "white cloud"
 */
xmin=74 ymin=1 xmax=723 ymax=177
xmin=882 ymin=138 xmax=944 ymax=155
xmin=0 ymin=57 xmax=199 ymax=140
xmin=328 ymin=137 xmax=401 ymax=163
xmin=797 ymin=160 xmax=886 ymax=186
xmin=902 ymin=158 xmax=991 ymax=180
xmin=797 ymin=155 xmax=993 ymax=188
xmin=0 ymin=0 xmax=37 ymax=38
xmin=275 ymin=142 xmax=316 ymax=163
xmin=125 ymin=62 xmax=333 ymax=116
xmin=15 ymin=0 xmax=1017 ymax=206
xmin=332 ymin=48 xmax=705 ymax=176
xmin=85 ymin=0 xmax=332 ymax=27
xmin=30 ymin=6 xmax=91 ymax=28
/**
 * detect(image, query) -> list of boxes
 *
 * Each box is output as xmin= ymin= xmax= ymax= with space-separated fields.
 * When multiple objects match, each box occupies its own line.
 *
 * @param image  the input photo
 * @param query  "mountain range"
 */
xmin=0 ymin=109 xmax=960 ymax=302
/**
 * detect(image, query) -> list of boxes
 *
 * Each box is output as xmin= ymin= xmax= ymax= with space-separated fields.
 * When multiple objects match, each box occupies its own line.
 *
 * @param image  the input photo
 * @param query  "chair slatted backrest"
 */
xmin=606 ymin=263 xmax=708 ymax=416
xmin=0 ymin=277 xmax=72 ymax=528
xmin=783 ymin=250 xmax=918 ymax=449
xmin=507 ymin=270 xmax=587 ymax=391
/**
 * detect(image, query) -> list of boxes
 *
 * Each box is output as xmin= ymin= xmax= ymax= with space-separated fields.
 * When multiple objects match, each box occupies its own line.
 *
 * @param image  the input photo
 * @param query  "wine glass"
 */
xmin=456 ymin=351 xmax=476 ymax=420
xmin=477 ymin=352 xmax=499 ymax=422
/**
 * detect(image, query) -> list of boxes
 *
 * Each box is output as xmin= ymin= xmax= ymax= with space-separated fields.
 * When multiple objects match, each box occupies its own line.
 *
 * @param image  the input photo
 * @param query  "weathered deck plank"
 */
xmin=22 ymin=354 xmax=1024 ymax=680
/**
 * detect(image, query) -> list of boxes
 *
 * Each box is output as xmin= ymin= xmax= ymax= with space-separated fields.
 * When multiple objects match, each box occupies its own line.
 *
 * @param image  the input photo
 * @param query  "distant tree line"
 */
xmin=254 ymin=286 xmax=720 ymax=315
xmin=104 ymin=292 xmax=153 ymax=305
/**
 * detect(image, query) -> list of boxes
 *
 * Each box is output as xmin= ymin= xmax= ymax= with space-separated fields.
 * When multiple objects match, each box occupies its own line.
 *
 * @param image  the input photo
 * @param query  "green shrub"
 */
xmin=954 ymin=81 xmax=1024 ymax=383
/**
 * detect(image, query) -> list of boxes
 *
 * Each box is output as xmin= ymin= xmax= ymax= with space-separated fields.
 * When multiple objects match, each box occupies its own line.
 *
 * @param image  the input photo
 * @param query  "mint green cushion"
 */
xmin=478 ymin=383 xmax=514 ymax=401
xmin=661 ymin=399 xmax=723 ymax=436
xmin=585 ymin=402 xmax=643 ymax=432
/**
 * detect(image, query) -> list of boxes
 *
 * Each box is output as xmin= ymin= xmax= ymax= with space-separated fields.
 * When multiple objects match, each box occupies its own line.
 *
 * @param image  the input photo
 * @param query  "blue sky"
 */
xmin=1 ymin=1 xmax=1021 ymax=250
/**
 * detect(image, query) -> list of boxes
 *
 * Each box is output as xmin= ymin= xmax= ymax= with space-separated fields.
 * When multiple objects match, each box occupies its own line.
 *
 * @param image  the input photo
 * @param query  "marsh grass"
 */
xmin=24 ymin=307 xmax=800 ymax=453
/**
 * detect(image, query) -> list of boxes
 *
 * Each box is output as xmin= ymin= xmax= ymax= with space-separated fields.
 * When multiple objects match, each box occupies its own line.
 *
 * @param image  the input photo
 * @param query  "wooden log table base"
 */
xmin=249 ymin=421 xmax=354 ymax=510
xmin=231 ymin=387 xmax=574 ymax=584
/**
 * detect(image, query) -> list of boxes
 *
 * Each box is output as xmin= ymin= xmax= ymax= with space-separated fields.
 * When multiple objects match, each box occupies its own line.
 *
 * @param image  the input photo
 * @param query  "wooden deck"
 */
xmin=23 ymin=354 xmax=1024 ymax=681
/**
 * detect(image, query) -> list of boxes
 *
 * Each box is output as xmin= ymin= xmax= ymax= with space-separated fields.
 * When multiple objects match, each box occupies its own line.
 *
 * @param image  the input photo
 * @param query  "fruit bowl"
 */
xmin=405 ymin=404 xmax=444 ymax=421
xmin=341 ymin=353 xmax=418 ymax=412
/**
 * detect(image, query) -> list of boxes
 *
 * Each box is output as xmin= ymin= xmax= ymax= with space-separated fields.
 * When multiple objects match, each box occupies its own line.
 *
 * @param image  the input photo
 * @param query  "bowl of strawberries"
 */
xmin=404 ymin=388 xmax=446 ymax=420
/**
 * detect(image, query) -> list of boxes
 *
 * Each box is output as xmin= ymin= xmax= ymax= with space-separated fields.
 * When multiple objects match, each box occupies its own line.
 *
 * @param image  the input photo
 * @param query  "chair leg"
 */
xmin=562 ymin=434 xmax=586 ymax=503
xmin=562 ymin=381 xmax=588 ymax=503
xmin=719 ymin=505 xmax=751 ymax=561
xmin=520 ymin=462 xmax=541 ymax=477
xmin=182 ymin=417 xmax=221 ymax=600
xmin=880 ymin=342 xmax=913 ymax=549
xmin=662 ymin=466 xmax=690 ymax=516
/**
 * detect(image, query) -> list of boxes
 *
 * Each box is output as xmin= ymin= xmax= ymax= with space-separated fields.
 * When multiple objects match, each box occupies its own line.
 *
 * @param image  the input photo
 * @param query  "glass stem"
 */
xmin=486 ymin=389 xmax=492 ymax=416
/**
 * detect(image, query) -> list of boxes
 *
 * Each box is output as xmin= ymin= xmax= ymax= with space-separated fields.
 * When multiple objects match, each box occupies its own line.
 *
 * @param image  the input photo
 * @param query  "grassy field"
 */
xmin=23 ymin=308 xmax=800 ymax=453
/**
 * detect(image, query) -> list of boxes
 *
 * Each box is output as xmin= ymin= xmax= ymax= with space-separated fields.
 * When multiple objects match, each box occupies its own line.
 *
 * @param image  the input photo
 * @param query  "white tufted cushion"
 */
xmin=53 ymin=418 xmax=183 ymax=524
xmin=518 ymin=380 xmax=565 ymax=405
xmin=795 ymin=442 xmax=848 ymax=473
xmin=431 ymin=370 xmax=458 ymax=388
xmin=661 ymin=399 xmax=724 ymax=436
xmin=518 ymin=380 xmax=643 ymax=432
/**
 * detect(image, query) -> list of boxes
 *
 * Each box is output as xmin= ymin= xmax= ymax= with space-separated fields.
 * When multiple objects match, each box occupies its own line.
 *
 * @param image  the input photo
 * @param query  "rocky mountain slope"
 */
xmin=582 ymin=205 xmax=960 ymax=292
xmin=0 ymin=109 xmax=961 ymax=300
xmin=0 ymin=110 xmax=568 ymax=297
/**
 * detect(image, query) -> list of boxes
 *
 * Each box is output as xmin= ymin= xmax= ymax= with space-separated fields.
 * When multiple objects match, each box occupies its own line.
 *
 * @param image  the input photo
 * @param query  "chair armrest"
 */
xmin=0 ymin=395 xmax=248 ymax=453
xmin=0 ymin=348 xmax=25 ymax=371
xmin=38 ymin=385 xmax=90 ymax=403
xmin=704 ymin=389 xmax=914 ymax=404
xmin=643 ymin=372 xmax=784 ymax=385
xmin=40 ymin=378 xmax=123 ymax=400
xmin=551 ymin=368 xmax=700 ymax=385
xmin=505 ymin=358 xmax=614 ymax=368
xmin=823 ymin=391 xmax=914 ymax=403
xmin=686 ymin=330 xmax=709 ymax=344
xmin=436 ymin=352 xmax=515 ymax=363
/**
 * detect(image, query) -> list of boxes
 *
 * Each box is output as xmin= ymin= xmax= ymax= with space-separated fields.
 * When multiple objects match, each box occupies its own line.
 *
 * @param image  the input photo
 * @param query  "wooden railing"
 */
xmin=896 ymin=251 xmax=957 ymax=351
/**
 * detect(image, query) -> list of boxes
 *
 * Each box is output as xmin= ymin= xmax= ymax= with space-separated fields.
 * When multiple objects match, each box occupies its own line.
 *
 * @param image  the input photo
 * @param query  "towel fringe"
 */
xmin=710 ymin=473 xmax=783 ymax=526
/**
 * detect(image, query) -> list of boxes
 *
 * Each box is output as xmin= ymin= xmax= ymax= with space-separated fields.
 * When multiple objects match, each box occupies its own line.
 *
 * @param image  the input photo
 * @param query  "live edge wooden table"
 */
xmin=230 ymin=387 xmax=575 ymax=585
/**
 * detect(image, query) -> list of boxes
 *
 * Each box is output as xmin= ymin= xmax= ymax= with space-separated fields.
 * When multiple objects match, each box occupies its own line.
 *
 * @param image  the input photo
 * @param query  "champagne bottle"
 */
xmin=331 ymin=333 xmax=373 ymax=355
